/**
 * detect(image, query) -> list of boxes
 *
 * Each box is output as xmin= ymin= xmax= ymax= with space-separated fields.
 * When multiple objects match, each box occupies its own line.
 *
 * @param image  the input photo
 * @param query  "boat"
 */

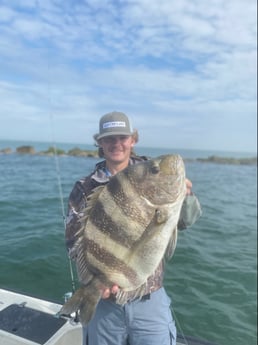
xmin=0 ymin=288 xmax=218 ymax=345
xmin=0 ymin=288 xmax=82 ymax=345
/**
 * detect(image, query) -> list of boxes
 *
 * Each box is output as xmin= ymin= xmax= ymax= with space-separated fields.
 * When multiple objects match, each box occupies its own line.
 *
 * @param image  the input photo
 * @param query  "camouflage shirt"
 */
xmin=65 ymin=155 xmax=202 ymax=299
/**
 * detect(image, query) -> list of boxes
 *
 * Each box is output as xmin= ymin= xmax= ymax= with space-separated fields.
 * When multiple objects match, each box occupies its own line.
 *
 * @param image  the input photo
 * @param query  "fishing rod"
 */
xmin=171 ymin=306 xmax=189 ymax=345
xmin=47 ymin=75 xmax=77 ymax=299
xmin=50 ymin=135 xmax=80 ymax=325
xmin=51 ymin=133 xmax=77 ymax=297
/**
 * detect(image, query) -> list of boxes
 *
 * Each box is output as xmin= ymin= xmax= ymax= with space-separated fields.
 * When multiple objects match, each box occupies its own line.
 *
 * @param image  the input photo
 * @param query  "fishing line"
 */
xmin=47 ymin=69 xmax=76 ymax=296
xmin=50 ymin=115 xmax=76 ymax=295
xmin=171 ymin=304 xmax=189 ymax=345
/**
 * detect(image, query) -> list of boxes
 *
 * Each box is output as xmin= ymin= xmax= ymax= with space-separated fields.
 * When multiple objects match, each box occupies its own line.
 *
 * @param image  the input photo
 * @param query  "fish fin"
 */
xmin=115 ymin=283 xmax=147 ymax=305
xmin=76 ymin=240 xmax=94 ymax=285
xmin=164 ymin=227 xmax=178 ymax=259
xmin=71 ymin=188 xmax=107 ymax=286
xmin=59 ymin=287 xmax=84 ymax=315
xmin=86 ymin=185 xmax=105 ymax=209
xmin=76 ymin=185 xmax=106 ymax=232
xmin=59 ymin=280 xmax=101 ymax=325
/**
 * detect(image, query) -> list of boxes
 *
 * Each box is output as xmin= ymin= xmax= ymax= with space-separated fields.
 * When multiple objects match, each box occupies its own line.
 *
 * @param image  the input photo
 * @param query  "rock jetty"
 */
xmin=0 ymin=145 xmax=257 ymax=165
xmin=196 ymin=155 xmax=257 ymax=166
xmin=0 ymin=145 xmax=99 ymax=158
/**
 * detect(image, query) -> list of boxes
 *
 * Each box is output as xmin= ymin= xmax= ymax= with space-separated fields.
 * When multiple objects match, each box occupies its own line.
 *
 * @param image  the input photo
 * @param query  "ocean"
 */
xmin=0 ymin=140 xmax=257 ymax=345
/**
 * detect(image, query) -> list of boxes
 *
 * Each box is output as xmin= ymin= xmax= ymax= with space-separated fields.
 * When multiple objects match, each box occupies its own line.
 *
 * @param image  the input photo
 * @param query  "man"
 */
xmin=65 ymin=111 xmax=201 ymax=345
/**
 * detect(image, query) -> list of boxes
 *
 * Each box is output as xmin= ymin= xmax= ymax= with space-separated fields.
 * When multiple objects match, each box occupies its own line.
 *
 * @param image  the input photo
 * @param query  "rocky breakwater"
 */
xmin=197 ymin=155 xmax=257 ymax=166
xmin=0 ymin=146 xmax=257 ymax=165
xmin=0 ymin=145 xmax=99 ymax=158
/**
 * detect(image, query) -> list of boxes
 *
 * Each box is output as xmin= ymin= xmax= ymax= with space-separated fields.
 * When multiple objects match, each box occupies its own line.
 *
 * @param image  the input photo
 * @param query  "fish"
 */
xmin=59 ymin=154 xmax=186 ymax=325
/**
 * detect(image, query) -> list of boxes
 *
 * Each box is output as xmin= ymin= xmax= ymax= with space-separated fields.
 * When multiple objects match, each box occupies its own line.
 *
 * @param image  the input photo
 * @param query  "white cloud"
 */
xmin=0 ymin=0 xmax=256 ymax=152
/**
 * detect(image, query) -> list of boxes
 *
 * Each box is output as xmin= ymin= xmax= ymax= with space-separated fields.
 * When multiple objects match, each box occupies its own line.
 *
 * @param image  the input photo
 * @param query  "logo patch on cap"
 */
xmin=103 ymin=121 xmax=126 ymax=129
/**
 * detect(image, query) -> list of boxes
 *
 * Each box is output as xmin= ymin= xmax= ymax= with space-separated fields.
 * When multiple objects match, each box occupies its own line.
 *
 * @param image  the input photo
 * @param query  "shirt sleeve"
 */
xmin=178 ymin=193 xmax=202 ymax=230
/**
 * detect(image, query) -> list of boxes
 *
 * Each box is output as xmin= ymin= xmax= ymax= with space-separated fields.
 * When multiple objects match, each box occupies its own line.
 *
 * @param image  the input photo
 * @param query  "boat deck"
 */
xmin=0 ymin=288 xmax=217 ymax=345
xmin=0 ymin=288 xmax=82 ymax=345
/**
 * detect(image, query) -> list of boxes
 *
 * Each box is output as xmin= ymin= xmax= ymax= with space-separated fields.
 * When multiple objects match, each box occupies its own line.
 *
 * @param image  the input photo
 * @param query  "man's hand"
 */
xmin=100 ymin=285 xmax=119 ymax=299
xmin=186 ymin=178 xmax=192 ymax=195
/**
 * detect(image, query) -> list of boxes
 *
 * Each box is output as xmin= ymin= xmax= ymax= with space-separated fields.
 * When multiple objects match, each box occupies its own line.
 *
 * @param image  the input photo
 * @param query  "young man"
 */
xmin=65 ymin=111 xmax=202 ymax=345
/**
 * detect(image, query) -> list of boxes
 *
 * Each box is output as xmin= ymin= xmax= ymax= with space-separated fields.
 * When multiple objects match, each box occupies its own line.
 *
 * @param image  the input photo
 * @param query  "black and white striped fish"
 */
xmin=60 ymin=154 xmax=186 ymax=324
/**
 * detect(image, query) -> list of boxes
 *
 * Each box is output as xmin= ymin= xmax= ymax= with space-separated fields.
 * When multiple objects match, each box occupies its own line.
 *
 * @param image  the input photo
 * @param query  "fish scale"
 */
xmin=60 ymin=154 xmax=186 ymax=325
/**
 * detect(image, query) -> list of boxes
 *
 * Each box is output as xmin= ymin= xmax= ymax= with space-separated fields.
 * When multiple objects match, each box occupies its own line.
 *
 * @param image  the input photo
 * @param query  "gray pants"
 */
xmin=82 ymin=287 xmax=176 ymax=345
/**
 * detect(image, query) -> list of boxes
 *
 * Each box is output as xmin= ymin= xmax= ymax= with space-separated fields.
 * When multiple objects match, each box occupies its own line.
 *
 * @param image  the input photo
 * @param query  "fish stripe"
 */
xmin=88 ymin=177 xmax=155 ymax=248
xmin=107 ymin=172 xmax=148 ymax=219
xmin=89 ymin=199 xmax=135 ymax=248
xmin=85 ymin=239 xmax=140 ymax=287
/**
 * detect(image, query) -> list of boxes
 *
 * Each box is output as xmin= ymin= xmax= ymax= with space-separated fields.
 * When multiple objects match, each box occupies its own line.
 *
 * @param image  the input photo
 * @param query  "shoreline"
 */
xmin=0 ymin=145 xmax=257 ymax=166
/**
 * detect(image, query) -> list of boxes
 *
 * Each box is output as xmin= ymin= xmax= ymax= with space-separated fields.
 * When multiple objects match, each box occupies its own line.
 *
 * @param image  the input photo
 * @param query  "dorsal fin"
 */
xmin=80 ymin=185 xmax=105 ymax=221
xmin=86 ymin=185 xmax=105 ymax=208
xmin=75 ymin=185 xmax=105 ymax=238
xmin=164 ymin=227 xmax=178 ymax=259
xmin=115 ymin=282 xmax=148 ymax=305
xmin=73 ymin=185 xmax=106 ymax=284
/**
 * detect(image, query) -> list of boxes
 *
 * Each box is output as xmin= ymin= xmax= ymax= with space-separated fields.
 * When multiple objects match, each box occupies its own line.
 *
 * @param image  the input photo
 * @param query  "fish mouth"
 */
xmin=157 ymin=183 xmax=186 ymax=204
xmin=159 ymin=156 xmax=186 ymax=195
xmin=158 ymin=155 xmax=185 ymax=175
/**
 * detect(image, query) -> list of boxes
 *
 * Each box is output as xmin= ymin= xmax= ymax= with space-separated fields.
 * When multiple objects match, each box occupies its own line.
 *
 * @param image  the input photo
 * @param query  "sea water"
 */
xmin=0 ymin=141 xmax=257 ymax=345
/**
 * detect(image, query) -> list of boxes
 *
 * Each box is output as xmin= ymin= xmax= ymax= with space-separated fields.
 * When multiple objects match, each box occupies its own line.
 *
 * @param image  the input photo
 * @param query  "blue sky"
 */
xmin=0 ymin=0 xmax=257 ymax=153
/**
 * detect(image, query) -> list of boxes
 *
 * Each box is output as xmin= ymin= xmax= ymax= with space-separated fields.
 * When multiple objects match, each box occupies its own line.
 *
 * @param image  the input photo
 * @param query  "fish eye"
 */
xmin=151 ymin=165 xmax=160 ymax=174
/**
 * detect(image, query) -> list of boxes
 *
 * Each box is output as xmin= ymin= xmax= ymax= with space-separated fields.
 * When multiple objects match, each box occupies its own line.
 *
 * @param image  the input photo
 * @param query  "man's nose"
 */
xmin=110 ymin=137 xmax=120 ymax=143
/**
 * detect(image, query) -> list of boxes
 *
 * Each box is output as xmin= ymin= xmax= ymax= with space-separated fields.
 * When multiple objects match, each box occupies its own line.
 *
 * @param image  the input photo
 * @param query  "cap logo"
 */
xmin=103 ymin=121 xmax=126 ymax=129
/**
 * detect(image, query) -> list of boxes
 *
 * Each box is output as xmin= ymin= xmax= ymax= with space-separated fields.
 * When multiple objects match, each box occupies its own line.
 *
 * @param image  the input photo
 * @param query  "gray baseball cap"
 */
xmin=94 ymin=111 xmax=135 ymax=141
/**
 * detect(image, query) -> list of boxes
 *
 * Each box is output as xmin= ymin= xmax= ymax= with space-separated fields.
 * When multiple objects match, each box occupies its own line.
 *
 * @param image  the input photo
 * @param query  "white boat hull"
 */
xmin=0 ymin=288 xmax=82 ymax=345
xmin=0 ymin=288 xmax=217 ymax=345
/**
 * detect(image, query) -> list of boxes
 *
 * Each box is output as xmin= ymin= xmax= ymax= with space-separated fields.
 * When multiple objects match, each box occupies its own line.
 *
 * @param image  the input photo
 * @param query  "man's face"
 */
xmin=99 ymin=135 xmax=135 ymax=164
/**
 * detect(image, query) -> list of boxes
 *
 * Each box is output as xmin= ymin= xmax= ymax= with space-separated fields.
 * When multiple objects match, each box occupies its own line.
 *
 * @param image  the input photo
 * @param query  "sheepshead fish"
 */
xmin=60 ymin=154 xmax=186 ymax=324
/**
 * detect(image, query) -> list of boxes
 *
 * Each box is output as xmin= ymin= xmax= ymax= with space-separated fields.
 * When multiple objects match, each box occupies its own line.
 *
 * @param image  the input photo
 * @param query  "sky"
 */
xmin=0 ymin=0 xmax=257 ymax=153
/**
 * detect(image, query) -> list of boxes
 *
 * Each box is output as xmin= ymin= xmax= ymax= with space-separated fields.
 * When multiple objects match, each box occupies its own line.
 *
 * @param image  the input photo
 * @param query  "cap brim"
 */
xmin=93 ymin=130 xmax=135 ymax=141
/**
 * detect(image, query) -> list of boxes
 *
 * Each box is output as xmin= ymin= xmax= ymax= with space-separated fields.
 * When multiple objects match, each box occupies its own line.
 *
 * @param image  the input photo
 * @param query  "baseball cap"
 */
xmin=93 ymin=111 xmax=135 ymax=141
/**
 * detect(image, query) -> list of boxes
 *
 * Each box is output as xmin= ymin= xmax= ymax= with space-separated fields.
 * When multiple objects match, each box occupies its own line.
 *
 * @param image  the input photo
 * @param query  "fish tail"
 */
xmin=59 ymin=281 xmax=101 ymax=325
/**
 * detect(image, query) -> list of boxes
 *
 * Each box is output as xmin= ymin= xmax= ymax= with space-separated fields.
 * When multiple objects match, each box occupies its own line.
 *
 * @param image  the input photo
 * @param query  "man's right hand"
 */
xmin=101 ymin=285 xmax=119 ymax=299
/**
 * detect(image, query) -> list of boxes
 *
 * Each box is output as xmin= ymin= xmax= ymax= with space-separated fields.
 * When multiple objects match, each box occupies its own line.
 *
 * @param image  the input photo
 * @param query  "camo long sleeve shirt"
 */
xmin=65 ymin=155 xmax=202 ymax=299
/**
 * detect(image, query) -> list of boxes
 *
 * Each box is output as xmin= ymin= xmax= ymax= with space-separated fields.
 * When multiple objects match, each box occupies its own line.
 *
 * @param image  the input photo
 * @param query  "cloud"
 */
xmin=0 ymin=0 xmax=256 ymax=152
